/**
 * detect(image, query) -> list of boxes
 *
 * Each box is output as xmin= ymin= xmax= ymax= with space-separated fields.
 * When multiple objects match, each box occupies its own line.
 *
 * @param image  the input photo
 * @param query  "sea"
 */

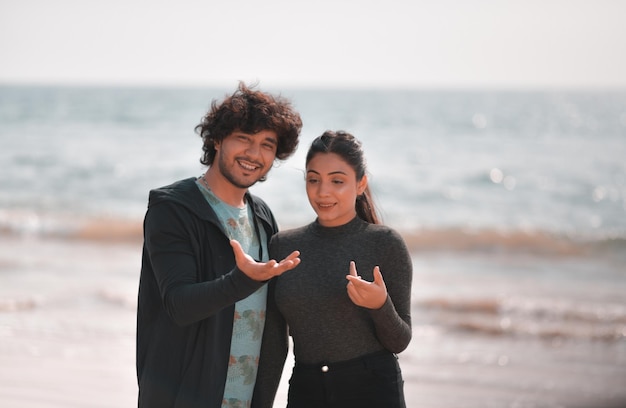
xmin=0 ymin=84 xmax=625 ymax=408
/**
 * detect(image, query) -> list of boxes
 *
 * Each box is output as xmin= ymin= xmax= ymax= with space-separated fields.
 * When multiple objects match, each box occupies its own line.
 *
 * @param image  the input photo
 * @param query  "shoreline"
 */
xmin=1 ymin=213 xmax=616 ymax=257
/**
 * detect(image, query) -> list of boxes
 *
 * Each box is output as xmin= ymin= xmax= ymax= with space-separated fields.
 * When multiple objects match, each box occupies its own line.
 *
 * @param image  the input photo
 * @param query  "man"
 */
xmin=136 ymin=82 xmax=302 ymax=408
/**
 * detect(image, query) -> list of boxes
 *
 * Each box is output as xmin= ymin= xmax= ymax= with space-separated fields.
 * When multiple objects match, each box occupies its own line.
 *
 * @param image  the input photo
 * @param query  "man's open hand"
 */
xmin=230 ymin=239 xmax=300 ymax=281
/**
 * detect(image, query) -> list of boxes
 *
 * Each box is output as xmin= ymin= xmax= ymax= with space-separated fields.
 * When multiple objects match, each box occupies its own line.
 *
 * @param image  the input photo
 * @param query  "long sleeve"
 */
xmin=368 ymin=228 xmax=413 ymax=353
xmin=144 ymin=201 xmax=265 ymax=326
xmin=252 ymin=279 xmax=289 ymax=408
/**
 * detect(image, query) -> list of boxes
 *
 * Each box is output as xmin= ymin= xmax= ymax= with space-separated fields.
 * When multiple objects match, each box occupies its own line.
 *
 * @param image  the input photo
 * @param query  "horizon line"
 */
xmin=2 ymin=79 xmax=626 ymax=93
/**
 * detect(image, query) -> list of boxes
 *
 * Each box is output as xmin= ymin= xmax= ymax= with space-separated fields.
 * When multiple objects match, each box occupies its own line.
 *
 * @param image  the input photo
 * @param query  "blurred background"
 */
xmin=1 ymin=1 xmax=625 ymax=407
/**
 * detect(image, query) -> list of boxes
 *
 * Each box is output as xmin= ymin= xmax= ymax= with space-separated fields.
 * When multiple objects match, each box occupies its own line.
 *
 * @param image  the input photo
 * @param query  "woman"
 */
xmin=248 ymin=130 xmax=413 ymax=408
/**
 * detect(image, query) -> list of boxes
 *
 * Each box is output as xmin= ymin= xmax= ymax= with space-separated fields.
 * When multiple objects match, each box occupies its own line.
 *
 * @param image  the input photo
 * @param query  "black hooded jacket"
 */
xmin=136 ymin=177 xmax=279 ymax=408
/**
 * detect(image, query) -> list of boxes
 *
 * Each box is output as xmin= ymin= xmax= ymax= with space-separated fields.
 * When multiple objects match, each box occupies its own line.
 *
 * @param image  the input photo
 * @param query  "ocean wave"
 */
xmin=97 ymin=289 xmax=137 ymax=310
xmin=0 ymin=210 xmax=142 ymax=243
xmin=0 ymin=297 xmax=40 ymax=312
xmin=401 ymin=227 xmax=586 ymax=255
xmin=401 ymin=227 xmax=626 ymax=256
xmin=416 ymin=296 xmax=626 ymax=342
xmin=1 ymin=209 xmax=625 ymax=255
xmin=0 ymin=291 xmax=136 ymax=314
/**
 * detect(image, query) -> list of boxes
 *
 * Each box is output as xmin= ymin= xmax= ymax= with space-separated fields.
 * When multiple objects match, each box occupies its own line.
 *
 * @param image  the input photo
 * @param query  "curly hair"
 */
xmin=195 ymin=82 xmax=303 ymax=166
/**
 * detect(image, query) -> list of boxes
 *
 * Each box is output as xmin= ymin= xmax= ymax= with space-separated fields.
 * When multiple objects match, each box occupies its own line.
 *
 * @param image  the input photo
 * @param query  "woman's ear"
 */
xmin=357 ymin=175 xmax=368 ymax=195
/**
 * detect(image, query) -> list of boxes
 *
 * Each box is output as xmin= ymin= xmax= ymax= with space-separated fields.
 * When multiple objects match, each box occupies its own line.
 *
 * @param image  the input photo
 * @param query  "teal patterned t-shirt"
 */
xmin=196 ymin=180 xmax=268 ymax=408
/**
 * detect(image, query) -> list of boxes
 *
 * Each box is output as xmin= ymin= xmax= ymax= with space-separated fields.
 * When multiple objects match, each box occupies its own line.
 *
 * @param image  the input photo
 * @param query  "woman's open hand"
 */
xmin=345 ymin=261 xmax=387 ymax=309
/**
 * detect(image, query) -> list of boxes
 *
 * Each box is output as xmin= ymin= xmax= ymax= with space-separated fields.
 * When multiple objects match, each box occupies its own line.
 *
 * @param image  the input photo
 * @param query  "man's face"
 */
xmin=214 ymin=130 xmax=278 ymax=189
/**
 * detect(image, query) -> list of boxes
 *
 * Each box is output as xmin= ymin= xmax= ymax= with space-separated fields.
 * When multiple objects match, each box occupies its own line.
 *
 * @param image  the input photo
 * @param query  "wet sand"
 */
xmin=1 ymin=234 xmax=625 ymax=408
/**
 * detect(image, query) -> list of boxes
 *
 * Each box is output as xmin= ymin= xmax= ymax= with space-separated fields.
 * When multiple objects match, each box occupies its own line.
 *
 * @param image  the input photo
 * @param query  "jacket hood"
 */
xmin=147 ymin=177 xmax=276 ymax=227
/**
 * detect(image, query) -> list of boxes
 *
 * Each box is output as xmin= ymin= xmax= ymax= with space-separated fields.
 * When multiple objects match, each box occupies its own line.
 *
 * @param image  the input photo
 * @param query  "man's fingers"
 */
xmin=286 ymin=258 xmax=301 ymax=268
xmin=230 ymin=240 xmax=302 ymax=281
xmin=282 ymin=250 xmax=301 ymax=263
xmin=230 ymin=239 xmax=253 ymax=266
xmin=269 ymin=254 xmax=301 ymax=278
xmin=229 ymin=239 xmax=243 ymax=257
xmin=277 ymin=251 xmax=300 ymax=267
xmin=275 ymin=258 xmax=300 ymax=270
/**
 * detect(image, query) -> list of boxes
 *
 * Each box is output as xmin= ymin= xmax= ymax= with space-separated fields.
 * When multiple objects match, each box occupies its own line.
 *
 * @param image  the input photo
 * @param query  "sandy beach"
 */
xmin=1 ymin=230 xmax=625 ymax=408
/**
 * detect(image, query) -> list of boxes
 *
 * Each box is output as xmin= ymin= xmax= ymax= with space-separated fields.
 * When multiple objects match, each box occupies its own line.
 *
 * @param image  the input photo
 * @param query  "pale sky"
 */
xmin=1 ymin=0 xmax=626 ymax=89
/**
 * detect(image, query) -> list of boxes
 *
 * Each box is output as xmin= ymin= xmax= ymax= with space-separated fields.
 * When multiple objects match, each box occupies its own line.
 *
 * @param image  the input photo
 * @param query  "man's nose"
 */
xmin=245 ymin=142 xmax=260 ymax=157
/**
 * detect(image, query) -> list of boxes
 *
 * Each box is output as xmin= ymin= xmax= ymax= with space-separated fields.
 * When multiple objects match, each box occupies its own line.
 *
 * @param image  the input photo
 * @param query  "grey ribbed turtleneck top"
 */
xmin=271 ymin=216 xmax=412 ymax=364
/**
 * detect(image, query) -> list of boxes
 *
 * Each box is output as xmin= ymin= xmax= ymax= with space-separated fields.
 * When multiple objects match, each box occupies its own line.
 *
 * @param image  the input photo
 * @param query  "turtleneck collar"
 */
xmin=308 ymin=216 xmax=368 ymax=238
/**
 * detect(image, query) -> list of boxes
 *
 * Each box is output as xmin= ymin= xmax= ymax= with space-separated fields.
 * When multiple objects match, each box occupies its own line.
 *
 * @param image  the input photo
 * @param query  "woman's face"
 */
xmin=305 ymin=152 xmax=367 ymax=227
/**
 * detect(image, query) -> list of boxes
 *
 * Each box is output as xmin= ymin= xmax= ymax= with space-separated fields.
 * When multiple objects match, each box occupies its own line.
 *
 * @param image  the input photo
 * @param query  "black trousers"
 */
xmin=287 ymin=350 xmax=406 ymax=408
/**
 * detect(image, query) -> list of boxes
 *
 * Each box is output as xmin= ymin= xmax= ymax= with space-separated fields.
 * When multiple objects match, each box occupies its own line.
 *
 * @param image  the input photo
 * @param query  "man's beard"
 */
xmin=217 ymin=154 xmax=268 ymax=189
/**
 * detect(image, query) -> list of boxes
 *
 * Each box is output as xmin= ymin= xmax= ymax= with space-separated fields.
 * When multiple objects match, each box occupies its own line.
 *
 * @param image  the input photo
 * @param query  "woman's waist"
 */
xmin=294 ymin=349 xmax=395 ymax=372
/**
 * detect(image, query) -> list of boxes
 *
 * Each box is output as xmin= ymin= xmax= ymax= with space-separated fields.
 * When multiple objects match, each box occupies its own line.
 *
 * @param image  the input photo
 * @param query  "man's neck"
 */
xmin=202 ymin=168 xmax=247 ymax=208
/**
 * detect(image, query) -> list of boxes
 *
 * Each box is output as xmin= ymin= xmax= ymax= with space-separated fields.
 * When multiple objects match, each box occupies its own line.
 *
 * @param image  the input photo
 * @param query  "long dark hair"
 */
xmin=306 ymin=130 xmax=381 ymax=224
